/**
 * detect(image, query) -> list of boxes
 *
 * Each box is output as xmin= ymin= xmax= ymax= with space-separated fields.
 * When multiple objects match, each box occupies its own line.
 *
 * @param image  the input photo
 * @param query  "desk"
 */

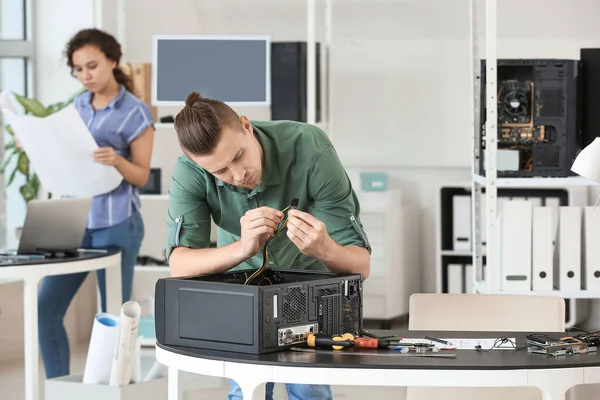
xmin=156 ymin=330 xmax=600 ymax=400
xmin=0 ymin=250 xmax=122 ymax=400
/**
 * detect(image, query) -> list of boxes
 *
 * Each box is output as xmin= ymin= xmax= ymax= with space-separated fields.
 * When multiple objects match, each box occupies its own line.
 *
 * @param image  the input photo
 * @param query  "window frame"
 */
xmin=0 ymin=0 xmax=36 ymax=249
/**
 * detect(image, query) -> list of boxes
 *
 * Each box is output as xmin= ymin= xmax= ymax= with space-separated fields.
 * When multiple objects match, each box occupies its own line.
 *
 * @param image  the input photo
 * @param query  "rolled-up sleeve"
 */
xmin=308 ymin=146 xmax=371 ymax=253
xmin=166 ymin=158 xmax=212 ymax=260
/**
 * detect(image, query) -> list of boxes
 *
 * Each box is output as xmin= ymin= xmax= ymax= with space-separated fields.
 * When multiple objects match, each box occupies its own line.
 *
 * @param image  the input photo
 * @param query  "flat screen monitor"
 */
xmin=152 ymin=35 xmax=271 ymax=107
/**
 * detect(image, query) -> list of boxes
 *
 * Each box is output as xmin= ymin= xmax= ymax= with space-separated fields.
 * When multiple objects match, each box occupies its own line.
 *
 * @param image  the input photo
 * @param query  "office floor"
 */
xmin=0 ymin=319 xmax=408 ymax=400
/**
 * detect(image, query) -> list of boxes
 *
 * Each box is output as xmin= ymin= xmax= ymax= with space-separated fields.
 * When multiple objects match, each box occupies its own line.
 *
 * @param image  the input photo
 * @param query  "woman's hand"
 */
xmin=93 ymin=147 xmax=123 ymax=166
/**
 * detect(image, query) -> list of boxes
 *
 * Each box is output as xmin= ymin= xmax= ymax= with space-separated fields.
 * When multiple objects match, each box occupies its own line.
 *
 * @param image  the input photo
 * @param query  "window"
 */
xmin=0 ymin=0 xmax=34 ymax=249
xmin=0 ymin=0 xmax=26 ymax=40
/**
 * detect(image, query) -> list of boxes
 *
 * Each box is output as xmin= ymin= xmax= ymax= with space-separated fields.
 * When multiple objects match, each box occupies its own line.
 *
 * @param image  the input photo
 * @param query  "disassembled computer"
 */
xmin=479 ymin=59 xmax=582 ymax=177
xmin=154 ymin=268 xmax=363 ymax=354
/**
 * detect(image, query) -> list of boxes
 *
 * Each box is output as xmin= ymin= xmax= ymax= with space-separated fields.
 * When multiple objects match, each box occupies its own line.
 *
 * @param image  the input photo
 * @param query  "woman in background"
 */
xmin=37 ymin=28 xmax=155 ymax=379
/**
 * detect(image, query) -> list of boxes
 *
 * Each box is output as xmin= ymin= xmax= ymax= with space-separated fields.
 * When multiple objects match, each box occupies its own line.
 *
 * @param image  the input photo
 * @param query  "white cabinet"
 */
xmin=357 ymin=190 xmax=421 ymax=326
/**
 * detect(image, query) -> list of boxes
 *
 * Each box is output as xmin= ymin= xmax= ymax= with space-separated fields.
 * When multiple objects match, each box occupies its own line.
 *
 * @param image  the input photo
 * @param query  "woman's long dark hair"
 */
xmin=65 ymin=28 xmax=134 ymax=93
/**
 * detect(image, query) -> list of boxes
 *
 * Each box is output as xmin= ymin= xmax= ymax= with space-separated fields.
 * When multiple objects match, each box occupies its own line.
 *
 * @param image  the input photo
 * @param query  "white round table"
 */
xmin=155 ymin=331 xmax=600 ymax=400
xmin=0 ymin=250 xmax=122 ymax=400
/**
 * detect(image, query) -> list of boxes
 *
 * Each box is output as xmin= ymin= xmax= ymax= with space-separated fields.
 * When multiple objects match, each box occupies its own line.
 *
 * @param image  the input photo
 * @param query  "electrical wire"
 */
xmin=475 ymin=337 xmax=528 ymax=352
xmin=244 ymin=198 xmax=299 ymax=285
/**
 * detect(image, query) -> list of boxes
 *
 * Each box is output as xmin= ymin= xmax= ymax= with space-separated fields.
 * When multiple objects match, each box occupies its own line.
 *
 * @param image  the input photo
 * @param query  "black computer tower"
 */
xmin=478 ymin=59 xmax=582 ymax=177
xmin=270 ymin=41 xmax=321 ymax=123
xmin=155 ymin=269 xmax=363 ymax=354
xmin=580 ymin=49 xmax=600 ymax=148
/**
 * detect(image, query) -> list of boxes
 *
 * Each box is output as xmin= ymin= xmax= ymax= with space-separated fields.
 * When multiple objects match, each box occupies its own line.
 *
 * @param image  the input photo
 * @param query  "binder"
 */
xmin=532 ymin=207 xmax=556 ymax=291
xmin=452 ymin=195 xmax=471 ymax=251
xmin=583 ymin=207 xmax=600 ymax=290
xmin=465 ymin=264 xmax=474 ymax=293
xmin=500 ymin=200 xmax=532 ymax=291
xmin=556 ymin=206 xmax=582 ymax=291
xmin=447 ymin=263 xmax=463 ymax=293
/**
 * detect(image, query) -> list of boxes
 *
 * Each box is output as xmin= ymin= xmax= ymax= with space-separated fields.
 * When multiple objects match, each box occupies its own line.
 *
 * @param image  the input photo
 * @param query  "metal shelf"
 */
xmin=472 ymin=174 xmax=598 ymax=188
xmin=440 ymin=250 xmax=478 ymax=257
xmin=474 ymin=281 xmax=600 ymax=299
xmin=469 ymin=0 xmax=599 ymax=300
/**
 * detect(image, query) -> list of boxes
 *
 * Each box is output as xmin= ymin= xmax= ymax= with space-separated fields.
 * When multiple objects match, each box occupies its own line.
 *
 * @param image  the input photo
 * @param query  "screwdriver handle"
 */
xmin=307 ymin=333 xmax=355 ymax=350
xmin=353 ymin=337 xmax=380 ymax=348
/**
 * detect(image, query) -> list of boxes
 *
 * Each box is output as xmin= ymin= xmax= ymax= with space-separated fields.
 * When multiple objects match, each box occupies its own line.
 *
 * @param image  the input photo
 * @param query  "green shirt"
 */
xmin=166 ymin=120 xmax=371 ymax=272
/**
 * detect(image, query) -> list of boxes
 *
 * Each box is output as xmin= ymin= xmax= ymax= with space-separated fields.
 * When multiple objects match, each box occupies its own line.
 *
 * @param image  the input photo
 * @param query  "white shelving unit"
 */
xmin=470 ymin=0 xmax=600 ymax=299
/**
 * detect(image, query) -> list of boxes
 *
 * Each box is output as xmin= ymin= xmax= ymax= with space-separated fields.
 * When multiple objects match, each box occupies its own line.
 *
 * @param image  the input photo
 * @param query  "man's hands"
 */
xmin=93 ymin=147 xmax=124 ymax=166
xmin=238 ymin=206 xmax=284 ymax=259
xmin=286 ymin=209 xmax=334 ymax=260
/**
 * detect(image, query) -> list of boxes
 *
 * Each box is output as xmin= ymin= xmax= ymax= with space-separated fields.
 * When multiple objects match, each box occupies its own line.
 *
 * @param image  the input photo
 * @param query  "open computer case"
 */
xmin=155 ymin=268 xmax=364 ymax=354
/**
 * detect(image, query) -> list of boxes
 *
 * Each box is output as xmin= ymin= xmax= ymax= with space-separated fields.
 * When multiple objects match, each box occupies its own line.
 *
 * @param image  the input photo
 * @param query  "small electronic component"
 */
xmin=526 ymin=334 xmax=597 ymax=356
xmin=278 ymin=324 xmax=318 ymax=347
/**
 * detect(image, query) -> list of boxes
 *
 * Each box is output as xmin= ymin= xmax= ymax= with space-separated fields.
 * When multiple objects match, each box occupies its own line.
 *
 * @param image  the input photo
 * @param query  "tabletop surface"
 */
xmin=0 ymin=247 xmax=120 ymax=267
xmin=157 ymin=329 xmax=600 ymax=370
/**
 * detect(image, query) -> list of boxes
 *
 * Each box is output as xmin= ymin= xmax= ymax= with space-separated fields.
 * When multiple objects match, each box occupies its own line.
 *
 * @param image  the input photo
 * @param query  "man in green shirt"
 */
xmin=166 ymin=92 xmax=371 ymax=400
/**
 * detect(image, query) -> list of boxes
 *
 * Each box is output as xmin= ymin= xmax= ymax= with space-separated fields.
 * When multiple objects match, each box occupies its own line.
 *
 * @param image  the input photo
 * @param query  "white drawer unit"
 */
xmin=356 ymin=190 xmax=421 ymax=327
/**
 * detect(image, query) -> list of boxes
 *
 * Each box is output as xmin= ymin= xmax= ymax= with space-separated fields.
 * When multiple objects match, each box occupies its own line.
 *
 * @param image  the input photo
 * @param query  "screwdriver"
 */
xmin=307 ymin=333 xmax=355 ymax=350
xmin=353 ymin=337 xmax=400 ymax=349
xmin=307 ymin=334 xmax=402 ymax=350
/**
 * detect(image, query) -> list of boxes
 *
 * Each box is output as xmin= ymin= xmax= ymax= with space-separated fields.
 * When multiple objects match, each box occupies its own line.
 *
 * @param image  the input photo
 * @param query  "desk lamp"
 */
xmin=571 ymin=137 xmax=600 ymax=208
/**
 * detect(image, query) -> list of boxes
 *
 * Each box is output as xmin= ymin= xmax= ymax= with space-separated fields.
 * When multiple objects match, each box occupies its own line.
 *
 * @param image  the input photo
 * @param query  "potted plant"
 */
xmin=1 ymin=90 xmax=82 ymax=202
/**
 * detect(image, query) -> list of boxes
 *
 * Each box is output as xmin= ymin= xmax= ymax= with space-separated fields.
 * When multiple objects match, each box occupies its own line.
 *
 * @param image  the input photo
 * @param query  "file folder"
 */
xmin=452 ymin=195 xmax=471 ymax=251
xmin=583 ymin=207 xmax=600 ymax=291
xmin=500 ymin=200 xmax=532 ymax=291
xmin=532 ymin=207 xmax=556 ymax=291
xmin=556 ymin=206 xmax=582 ymax=291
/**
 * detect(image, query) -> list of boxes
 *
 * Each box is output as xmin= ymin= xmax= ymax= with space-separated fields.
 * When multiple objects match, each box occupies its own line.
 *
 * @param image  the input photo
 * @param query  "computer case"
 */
xmin=155 ymin=269 xmax=363 ymax=354
xmin=270 ymin=41 xmax=322 ymax=123
xmin=580 ymin=49 xmax=600 ymax=148
xmin=479 ymin=59 xmax=582 ymax=177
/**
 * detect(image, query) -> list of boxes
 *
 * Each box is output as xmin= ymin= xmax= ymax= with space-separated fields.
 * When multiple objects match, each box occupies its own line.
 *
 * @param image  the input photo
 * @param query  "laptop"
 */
xmin=9 ymin=197 xmax=92 ymax=257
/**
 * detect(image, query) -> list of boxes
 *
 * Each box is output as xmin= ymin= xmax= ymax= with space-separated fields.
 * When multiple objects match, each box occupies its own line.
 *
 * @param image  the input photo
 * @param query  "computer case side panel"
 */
xmin=163 ymin=279 xmax=261 ymax=354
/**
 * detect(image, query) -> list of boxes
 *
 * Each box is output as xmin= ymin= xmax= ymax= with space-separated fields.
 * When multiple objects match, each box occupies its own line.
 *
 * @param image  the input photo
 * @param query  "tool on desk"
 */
xmin=306 ymin=333 xmax=437 ymax=352
xmin=424 ymin=335 xmax=449 ymax=345
xmin=291 ymin=346 xmax=457 ymax=358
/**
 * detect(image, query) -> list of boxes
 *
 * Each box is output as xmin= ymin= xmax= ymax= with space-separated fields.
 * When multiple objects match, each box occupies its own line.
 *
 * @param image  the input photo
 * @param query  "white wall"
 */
xmin=97 ymin=0 xmax=600 ymax=293
xmin=35 ymin=0 xmax=96 ymax=105
xmin=27 ymin=0 xmax=600 ymax=297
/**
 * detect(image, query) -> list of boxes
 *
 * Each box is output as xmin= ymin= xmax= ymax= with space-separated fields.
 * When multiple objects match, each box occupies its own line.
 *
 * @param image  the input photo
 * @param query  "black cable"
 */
xmin=475 ymin=337 xmax=528 ymax=352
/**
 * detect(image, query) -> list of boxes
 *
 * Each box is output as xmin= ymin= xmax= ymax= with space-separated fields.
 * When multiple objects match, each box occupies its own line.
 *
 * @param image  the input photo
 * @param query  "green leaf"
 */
xmin=4 ymin=140 xmax=16 ymax=151
xmin=0 ymin=158 xmax=10 ymax=174
xmin=8 ymin=166 xmax=18 ymax=185
xmin=6 ymin=125 xmax=14 ymax=136
xmin=0 ymin=149 xmax=17 ymax=173
xmin=13 ymin=93 xmax=50 ymax=117
xmin=46 ymin=103 xmax=64 ymax=114
xmin=19 ymin=179 xmax=38 ymax=203
xmin=16 ymin=151 xmax=29 ymax=176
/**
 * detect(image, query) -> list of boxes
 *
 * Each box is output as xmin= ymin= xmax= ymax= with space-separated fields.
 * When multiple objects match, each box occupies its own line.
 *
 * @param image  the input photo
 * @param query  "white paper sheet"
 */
xmin=0 ymin=103 xmax=123 ymax=197
xmin=131 ymin=336 xmax=142 ymax=384
xmin=83 ymin=313 xmax=120 ymax=385
xmin=109 ymin=301 xmax=142 ymax=386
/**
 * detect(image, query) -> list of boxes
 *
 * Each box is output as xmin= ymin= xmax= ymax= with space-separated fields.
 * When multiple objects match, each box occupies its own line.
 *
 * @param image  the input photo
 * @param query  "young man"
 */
xmin=166 ymin=92 xmax=371 ymax=400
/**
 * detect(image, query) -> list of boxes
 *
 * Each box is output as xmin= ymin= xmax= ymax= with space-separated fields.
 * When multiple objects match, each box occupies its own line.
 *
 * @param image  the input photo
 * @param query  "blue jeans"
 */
xmin=38 ymin=211 xmax=144 ymax=379
xmin=228 ymin=380 xmax=332 ymax=400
